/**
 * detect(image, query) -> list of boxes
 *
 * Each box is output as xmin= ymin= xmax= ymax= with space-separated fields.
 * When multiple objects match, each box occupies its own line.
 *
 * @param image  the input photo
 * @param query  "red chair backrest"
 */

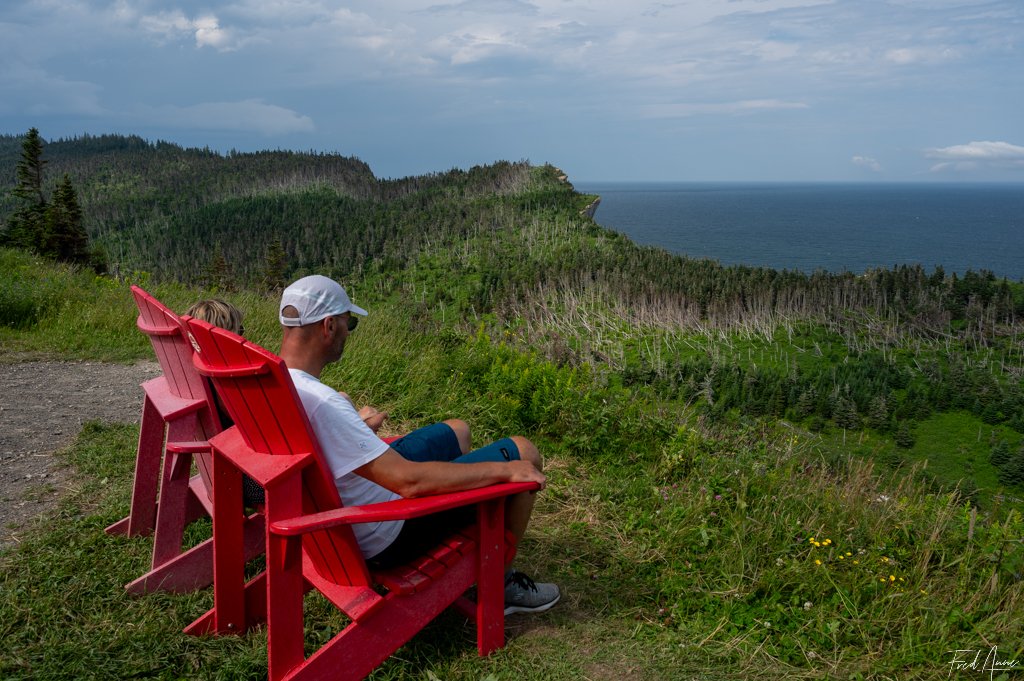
xmin=183 ymin=317 xmax=370 ymax=587
xmin=131 ymin=286 xmax=217 ymax=411
xmin=131 ymin=286 xmax=219 ymax=489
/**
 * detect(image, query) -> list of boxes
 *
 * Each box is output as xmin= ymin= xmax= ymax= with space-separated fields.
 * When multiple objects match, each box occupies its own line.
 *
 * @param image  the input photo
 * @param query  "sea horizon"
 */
xmin=574 ymin=181 xmax=1024 ymax=281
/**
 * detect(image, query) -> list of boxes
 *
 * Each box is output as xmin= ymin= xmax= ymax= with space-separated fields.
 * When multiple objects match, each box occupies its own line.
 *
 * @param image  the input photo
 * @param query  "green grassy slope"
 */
xmin=2 ymin=247 xmax=1023 ymax=679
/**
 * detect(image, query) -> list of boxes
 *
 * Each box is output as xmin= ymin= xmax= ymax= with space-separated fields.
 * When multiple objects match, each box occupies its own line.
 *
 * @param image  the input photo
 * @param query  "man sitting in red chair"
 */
xmin=278 ymin=275 xmax=560 ymax=615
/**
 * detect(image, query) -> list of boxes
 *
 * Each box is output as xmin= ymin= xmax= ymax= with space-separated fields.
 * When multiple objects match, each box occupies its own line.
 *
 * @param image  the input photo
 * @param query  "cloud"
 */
xmin=139 ymin=10 xmax=240 ymax=51
xmin=925 ymin=141 xmax=1024 ymax=173
xmin=0 ymin=62 xmax=105 ymax=117
xmin=422 ymin=0 xmax=540 ymax=16
xmin=885 ymin=46 xmax=961 ymax=65
xmin=852 ymin=155 xmax=882 ymax=172
xmin=141 ymin=100 xmax=314 ymax=135
xmin=643 ymin=99 xmax=809 ymax=118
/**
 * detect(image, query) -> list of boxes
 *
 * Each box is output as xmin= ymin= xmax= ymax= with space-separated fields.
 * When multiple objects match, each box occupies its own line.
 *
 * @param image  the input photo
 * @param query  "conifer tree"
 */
xmin=43 ymin=174 xmax=90 ymax=264
xmin=2 ymin=128 xmax=48 ymax=251
xmin=260 ymin=239 xmax=289 ymax=292
xmin=202 ymin=243 xmax=233 ymax=291
xmin=895 ymin=421 xmax=915 ymax=449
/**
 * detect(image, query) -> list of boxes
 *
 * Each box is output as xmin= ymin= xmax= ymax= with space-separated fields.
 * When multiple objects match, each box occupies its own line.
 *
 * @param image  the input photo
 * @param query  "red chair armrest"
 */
xmin=165 ymin=440 xmax=210 ymax=454
xmin=270 ymin=481 xmax=540 ymax=536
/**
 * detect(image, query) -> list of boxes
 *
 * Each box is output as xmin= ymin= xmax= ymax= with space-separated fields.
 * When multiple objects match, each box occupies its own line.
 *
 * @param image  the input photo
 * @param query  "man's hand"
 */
xmin=358 ymin=405 xmax=388 ymax=433
xmin=504 ymin=460 xmax=546 ymax=490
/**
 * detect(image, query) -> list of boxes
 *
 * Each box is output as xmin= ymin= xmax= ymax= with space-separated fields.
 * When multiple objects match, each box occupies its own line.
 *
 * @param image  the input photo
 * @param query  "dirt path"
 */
xmin=0 ymin=360 xmax=161 ymax=550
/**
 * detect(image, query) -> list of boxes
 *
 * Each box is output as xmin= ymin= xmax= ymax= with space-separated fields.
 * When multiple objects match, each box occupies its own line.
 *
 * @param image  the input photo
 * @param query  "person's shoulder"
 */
xmin=289 ymin=369 xmax=335 ymax=398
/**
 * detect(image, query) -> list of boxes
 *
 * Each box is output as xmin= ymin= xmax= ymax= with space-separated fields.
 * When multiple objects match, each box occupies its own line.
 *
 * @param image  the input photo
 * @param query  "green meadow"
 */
xmin=2 ymin=247 xmax=1022 ymax=680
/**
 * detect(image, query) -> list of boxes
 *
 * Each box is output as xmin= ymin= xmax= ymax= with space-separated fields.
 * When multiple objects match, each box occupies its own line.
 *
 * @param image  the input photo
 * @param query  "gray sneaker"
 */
xmin=503 ymin=570 xmax=560 ymax=615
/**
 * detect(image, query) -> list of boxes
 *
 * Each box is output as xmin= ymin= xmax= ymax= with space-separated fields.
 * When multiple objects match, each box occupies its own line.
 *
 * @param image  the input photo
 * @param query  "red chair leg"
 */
xmin=212 ymin=451 xmax=246 ymax=634
xmin=476 ymin=498 xmax=506 ymax=656
xmin=265 ymin=474 xmax=306 ymax=681
xmin=107 ymin=395 xmax=165 ymax=537
xmin=151 ymin=419 xmax=198 ymax=568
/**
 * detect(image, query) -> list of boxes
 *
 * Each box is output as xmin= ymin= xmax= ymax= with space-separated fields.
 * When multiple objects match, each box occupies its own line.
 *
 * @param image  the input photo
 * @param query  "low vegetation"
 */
xmin=2 ymin=248 xmax=1022 ymax=679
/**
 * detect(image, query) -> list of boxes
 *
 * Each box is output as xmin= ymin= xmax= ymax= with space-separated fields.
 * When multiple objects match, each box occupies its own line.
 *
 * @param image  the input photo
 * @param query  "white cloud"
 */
xmin=139 ymin=10 xmax=240 ymax=51
xmin=851 ymin=155 xmax=882 ymax=172
xmin=141 ymin=100 xmax=315 ymax=135
xmin=643 ymin=99 xmax=809 ymax=119
xmin=885 ymin=46 xmax=961 ymax=65
xmin=435 ymin=25 xmax=528 ymax=65
xmin=925 ymin=140 xmax=1024 ymax=160
xmin=925 ymin=141 xmax=1024 ymax=173
xmin=193 ymin=15 xmax=233 ymax=49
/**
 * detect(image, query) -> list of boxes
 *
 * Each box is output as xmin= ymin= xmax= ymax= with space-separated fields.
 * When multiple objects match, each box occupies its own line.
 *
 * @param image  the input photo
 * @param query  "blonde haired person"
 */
xmin=184 ymin=298 xmax=263 ymax=505
xmin=185 ymin=298 xmax=244 ymax=336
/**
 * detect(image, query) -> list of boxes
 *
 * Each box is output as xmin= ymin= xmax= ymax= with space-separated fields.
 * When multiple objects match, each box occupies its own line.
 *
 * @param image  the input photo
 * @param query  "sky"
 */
xmin=1 ymin=0 xmax=1022 ymax=182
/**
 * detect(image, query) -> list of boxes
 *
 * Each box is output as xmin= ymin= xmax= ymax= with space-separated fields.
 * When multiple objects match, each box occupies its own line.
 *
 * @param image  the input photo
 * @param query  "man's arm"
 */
xmin=336 ymin=391 xmax=388 ymax=432
xmin=354 ymin=449 xmax=545 ymax=498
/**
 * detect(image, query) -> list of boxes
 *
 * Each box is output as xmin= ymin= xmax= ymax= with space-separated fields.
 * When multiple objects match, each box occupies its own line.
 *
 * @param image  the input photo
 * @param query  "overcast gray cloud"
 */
xmin=0 ymin=0 xmax=1021 ymax=180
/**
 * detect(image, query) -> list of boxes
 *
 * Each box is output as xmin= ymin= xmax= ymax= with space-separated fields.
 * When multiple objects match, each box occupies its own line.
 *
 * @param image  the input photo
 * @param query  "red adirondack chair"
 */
xmin=107 ymin=286 xmax=263 ymax=594
xmin=181 ymin=317 xmax=538 ymax=681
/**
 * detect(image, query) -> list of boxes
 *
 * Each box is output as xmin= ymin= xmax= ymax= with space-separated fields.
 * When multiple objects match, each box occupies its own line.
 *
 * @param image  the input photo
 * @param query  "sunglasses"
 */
xmin=345 ymin=315 xmax=359 ymax=332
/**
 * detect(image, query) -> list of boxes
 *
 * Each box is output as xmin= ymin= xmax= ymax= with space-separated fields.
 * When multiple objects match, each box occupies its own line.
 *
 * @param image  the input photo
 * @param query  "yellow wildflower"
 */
xmin=889 ymin=575 xmax=896 ymax=582
xmin=838 ymin=555 xmax=845 ymax=560
xmin=815 ymin=559 xmax=822 ymax=565
xmin=845 ymin=552 xmax=852 ymax=556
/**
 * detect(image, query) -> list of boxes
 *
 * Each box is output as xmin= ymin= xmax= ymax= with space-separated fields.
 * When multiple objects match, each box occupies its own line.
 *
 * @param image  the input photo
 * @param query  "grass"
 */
xmin=2 ymin=248 xmax=1024 ymax=679
xmin=4 ymin=418 xmax=1023 ymax=679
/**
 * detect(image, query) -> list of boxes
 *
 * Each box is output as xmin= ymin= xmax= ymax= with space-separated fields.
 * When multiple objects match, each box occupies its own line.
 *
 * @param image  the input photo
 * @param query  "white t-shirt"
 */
xmin=289 ymin=368 xmax=402 ymax=558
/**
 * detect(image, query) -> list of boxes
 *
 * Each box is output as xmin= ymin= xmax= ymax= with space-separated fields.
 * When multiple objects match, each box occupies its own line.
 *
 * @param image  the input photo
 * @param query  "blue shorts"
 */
xmin=370 ymin=423 xmax=521 ymax=567
xmin=389 ymin=422 xmax=521 ymax=465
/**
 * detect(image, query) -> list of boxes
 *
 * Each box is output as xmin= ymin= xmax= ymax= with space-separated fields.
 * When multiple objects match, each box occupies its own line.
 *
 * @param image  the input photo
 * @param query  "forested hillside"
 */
xmin=2 ymin=131 xmax=1023 ymax=501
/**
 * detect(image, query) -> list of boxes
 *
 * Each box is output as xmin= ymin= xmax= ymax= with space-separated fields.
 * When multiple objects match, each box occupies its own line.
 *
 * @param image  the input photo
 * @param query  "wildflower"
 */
xmin=803 ymin=601 xmax=813 ymax=610
xmin=714 ymin=494 xmax=722 ymax=501
xmin=809 ymin=537 xmax=816 ymax=543
xmin=920 ymin=590 xmax=927 ymax=595
xmin=881 ymin=557 xmax=889 ymax=563
xmin=853 ymin=560 xmax=859 ymax=565
xmin=838 ymin=555 xmax=845 ymax=560
xmin=823 ymin=539 xmax=831 ymax=546
xmin=889 ymin=575 xmax=896 ymax=582
xmin=775 ymin=557 xmax=785 ymax=567
xmin=845 ymin=552 xmax=852 ymax=556
xmin=880 ymin=578 xmax=886 ymax=582
xmin=815 ymin=559 xmax=822 ymax=565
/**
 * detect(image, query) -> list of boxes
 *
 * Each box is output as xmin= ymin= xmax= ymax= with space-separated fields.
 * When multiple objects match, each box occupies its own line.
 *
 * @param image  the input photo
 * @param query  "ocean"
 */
xmin=574 ymin=182 xmax=1024 ymax=281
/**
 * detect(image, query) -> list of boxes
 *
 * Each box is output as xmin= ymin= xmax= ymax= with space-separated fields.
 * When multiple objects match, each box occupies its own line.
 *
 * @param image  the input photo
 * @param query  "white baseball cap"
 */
xmin=279 ymin=275 xmax=368 ymax=327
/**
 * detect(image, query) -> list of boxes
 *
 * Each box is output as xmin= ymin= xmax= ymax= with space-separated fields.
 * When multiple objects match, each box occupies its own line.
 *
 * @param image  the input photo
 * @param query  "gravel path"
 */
xmin=0 ymin=360 xmax=161 ymax=550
